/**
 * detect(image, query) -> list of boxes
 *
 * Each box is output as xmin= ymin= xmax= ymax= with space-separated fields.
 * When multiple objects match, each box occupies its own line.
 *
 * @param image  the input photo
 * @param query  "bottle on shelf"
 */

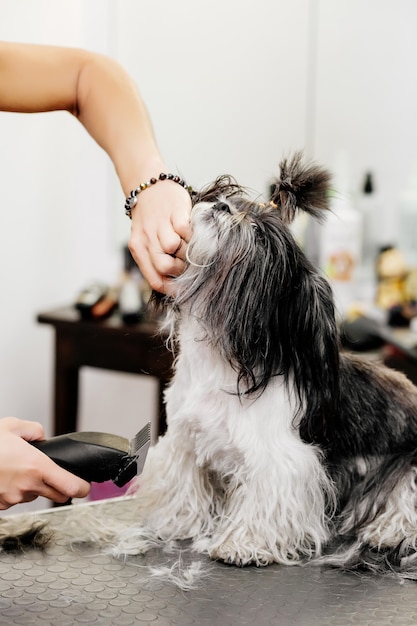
xmin=317 ymin=152 xmax=363 ymax=317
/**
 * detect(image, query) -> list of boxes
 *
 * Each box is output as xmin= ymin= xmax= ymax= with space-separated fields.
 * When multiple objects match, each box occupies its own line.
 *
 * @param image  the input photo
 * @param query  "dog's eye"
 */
xmin=212 ymin=201 xmax=231 ymax=213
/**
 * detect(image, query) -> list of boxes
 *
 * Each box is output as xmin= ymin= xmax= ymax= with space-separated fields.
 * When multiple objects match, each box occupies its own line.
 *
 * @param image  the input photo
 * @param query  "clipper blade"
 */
xmin=129 ymin=422 xmax=151 ymax=475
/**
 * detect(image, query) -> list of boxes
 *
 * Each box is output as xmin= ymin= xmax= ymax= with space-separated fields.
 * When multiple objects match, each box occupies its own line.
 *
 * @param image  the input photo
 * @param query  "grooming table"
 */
xmin=1 ymin=497 xmax=416 ymax=626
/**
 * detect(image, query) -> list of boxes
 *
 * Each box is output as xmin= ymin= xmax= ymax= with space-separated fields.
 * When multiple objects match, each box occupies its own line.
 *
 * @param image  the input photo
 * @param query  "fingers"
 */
xmin=1 ymin=416 xmax=45 ymax=441
xmin=157 ymin=221 xmax=186 ymax=261
xmin=0 ymin=464 xmax=90 ymax=510
xmin=40 ymin=454 xmax=91 ymax=501
xmin=42 ymin=473 xmax=90 ymax=502
xmin=32 ymin=443 xmax=90 ymax=502
xmin=129 ymin=236 xmax=184 ymax=293
xmin=172 ymin=213 xmax=192 ymax=245
xmin=128 ymin=224 xmax=187 ymax=293
xmin=166 ymin=237 xmax=187 ymax=261
xmin=0 ymin=420 xmax=91 ymax=509
xmin=0 ymin=489 xmax=40 ymax=510
xmin=5 ymin=417 xmax=89 ymax=499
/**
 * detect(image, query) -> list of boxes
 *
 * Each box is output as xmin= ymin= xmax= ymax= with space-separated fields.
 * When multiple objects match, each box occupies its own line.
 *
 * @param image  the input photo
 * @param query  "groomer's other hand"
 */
xmin=128 ymin=180 xmax=192 ymax=295
xmin=0 ymin=417 xmax=90 ymax=509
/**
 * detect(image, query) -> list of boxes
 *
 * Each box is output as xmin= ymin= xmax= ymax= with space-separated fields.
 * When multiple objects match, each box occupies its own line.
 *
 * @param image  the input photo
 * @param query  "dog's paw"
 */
xmin=209 ymin=543 xmax=275 ymax=567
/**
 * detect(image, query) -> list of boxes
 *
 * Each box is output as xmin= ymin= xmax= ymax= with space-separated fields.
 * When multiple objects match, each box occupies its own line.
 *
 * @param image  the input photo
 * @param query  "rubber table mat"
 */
xmin=1 ymin=497 xmax=417 ymax=626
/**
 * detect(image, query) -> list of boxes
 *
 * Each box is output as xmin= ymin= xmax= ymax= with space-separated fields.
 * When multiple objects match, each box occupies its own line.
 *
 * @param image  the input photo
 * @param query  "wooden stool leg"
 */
xmin=53 ymin=332 xmax=79 ymax=436
xmin=157 ymin=379 xmax=168 ymax=437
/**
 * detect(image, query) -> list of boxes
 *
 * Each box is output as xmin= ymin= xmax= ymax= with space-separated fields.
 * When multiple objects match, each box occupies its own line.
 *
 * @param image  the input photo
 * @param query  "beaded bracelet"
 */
xmin=124 ymin=173 xmax=193 ymax=219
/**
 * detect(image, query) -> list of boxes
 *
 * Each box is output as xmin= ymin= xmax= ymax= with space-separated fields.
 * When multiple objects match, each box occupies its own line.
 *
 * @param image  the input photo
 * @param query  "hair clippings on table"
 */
xmin=124 ymin=173 xmax=194 ymax=219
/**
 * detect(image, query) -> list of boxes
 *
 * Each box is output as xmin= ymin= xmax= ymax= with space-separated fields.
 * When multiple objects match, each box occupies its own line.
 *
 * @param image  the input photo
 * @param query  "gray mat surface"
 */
xmin=0 ymin=497 xmax=416 ymax=625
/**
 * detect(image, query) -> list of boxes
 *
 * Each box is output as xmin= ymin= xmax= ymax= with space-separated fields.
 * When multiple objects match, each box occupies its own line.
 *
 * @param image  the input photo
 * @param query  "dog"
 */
xmin=3 ymin=153 xmax=417 ymax=580
xmin=107 ymin=152 xmax=417 ymax=578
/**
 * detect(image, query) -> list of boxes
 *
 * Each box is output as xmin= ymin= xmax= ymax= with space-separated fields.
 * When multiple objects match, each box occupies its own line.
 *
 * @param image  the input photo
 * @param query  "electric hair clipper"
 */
xmin=31 ymin=422 xmax=151 ymax=487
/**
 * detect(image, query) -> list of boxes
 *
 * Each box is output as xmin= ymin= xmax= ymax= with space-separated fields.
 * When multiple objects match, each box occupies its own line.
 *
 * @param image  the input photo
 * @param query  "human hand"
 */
xmin=0 ymin=417 xmax=90 ymax=510
xmin=128 ymin=180 xmax=193 ymax=295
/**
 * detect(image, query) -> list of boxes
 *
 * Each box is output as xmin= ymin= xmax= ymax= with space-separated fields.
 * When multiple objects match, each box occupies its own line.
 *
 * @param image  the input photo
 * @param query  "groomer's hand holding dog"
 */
xmin=128 ymin=177 xmax=192 ymax=295
xmin=0 ymin=417 xmax=90 ymax=510
xmin=0 ymin=41 xmax=192 ymax=296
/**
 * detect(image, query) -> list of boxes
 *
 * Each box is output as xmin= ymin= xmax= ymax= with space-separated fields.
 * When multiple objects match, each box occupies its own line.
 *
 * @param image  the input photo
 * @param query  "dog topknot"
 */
xmin=271 ymin=152 xmax=331 ymax=224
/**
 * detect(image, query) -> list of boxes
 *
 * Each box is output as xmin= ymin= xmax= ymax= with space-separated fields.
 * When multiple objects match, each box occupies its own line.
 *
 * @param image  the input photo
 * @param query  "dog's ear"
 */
xmin=270 ymin=152 xmax=331 ymax=225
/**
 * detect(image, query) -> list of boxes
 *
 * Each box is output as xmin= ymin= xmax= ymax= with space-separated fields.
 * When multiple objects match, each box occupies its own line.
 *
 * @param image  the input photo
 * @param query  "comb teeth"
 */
xmin=129 ymin=422 xmax=151 ymax=455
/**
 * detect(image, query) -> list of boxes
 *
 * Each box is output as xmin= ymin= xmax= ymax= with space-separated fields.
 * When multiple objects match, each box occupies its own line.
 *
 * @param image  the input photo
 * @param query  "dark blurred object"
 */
xmin=90 ymin=287 xmax=119 ymax=319
xmin=73 ymin=247 xmax=150 ymax=324
xmin=340 ymin=317 xmax=385 ymax=352
xmin=74 ymin=282 xmax=108 ymax=319
xmin=341 ymin=314 xmax=417 ymax=388
xmin=383 ymin=347 xmax=417 ymax=387
xmin=363 ymin=172 xmax=373 ymax=194
xmin=375 ymin=245 xmax=408 ymax=310
xmin=123 ymin=245 xmax=137 ymax=273
xmin=388 ymin=301 xmax=417 ymax=327
xmin=119 ymin=278 xmax=144 ymax=324
xmin=341 ymin=314 xmax=417 ymax=362
xmin=120 ymin=245 xmax=148 ymax=323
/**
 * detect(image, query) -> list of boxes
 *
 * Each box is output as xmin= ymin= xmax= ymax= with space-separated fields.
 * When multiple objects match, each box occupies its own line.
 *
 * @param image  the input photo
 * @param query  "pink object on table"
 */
xmin=89 ymin=480 xmax=132 ymax=501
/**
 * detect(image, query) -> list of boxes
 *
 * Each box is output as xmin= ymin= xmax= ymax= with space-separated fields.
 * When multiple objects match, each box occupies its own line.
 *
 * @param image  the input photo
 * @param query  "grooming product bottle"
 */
xmin=119 ymin=273 xmax=144 ymax=323
xmin=398 ymin=162 xmax=417 ymax=267
xmin=318 ymin=152 xmax=363 ymax=317
xmin=118 ymin=245 xmax=150 ymax=323
xmin=359 ymin=172 xmax=379 ymax=271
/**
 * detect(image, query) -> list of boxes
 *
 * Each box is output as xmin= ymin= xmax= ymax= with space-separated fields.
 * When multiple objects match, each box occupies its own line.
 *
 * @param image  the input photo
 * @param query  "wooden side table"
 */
xmin=37 ymin=306 xmax=174 ymax=437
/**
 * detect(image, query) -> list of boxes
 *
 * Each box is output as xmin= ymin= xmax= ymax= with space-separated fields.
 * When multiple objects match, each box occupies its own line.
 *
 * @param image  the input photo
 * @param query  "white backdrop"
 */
xmin=0 ymin=0 xmax=416 ymax=513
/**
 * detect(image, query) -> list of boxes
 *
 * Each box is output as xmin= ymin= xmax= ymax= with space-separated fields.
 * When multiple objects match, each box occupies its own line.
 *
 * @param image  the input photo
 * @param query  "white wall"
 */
xmin=111 ymin=0 xmax=312 ymax=244
xmin=0 ymin=0 xmax=416 ymax=514
xmin=314 ymin=0 xmax=417 ymax=245
xmin=0 ymin=1 xmax=126 ymax=436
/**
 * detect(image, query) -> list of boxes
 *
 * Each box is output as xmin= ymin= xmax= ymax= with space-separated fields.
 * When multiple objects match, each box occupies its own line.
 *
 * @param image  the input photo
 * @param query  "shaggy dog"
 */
xmin=112 ymin=152 xmax=417 ymax=576
xmin=4 ymin=153 xmax=417 ymax=579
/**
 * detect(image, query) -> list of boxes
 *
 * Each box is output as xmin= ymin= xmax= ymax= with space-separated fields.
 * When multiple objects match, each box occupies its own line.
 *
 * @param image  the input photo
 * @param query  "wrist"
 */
xmin=118 ymin=154 xmax=169 ymax=198
xmin=124 ymin=172 xmax=194 ymax=219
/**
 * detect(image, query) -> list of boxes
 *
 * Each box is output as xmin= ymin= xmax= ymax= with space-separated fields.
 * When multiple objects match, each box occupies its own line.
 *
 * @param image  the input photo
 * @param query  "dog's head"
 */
xmin=158 ymin=153 xmax=339 ymax=443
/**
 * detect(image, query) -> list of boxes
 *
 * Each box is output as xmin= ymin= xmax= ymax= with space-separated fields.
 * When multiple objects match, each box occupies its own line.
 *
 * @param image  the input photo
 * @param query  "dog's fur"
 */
xmin=117 ymin=153 xmax=417 ymax=575
xmin=4 ymin=153 xmax=417 ymax=579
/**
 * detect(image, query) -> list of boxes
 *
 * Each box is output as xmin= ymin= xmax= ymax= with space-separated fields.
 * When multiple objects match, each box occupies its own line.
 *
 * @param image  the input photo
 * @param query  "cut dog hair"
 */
xmin=3 ymin=152 xmax=417 ymax=580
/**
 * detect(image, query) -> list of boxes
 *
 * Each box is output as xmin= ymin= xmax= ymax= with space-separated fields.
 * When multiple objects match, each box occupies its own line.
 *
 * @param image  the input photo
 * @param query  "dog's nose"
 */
xmin=213 ymin=201 xmax=231 ymax=213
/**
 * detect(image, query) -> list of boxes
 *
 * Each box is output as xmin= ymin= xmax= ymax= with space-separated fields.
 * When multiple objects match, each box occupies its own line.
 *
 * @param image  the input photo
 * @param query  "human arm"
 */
xmin=0 ymin=417 xmax=90 ymax=509
xmin=0 ymin=41 xmax=192 ymax=293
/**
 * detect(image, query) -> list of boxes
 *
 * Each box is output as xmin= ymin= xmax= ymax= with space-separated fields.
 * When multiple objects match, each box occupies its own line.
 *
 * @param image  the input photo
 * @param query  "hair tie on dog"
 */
xmin=259 ymin=201 xmax=278 ymax=209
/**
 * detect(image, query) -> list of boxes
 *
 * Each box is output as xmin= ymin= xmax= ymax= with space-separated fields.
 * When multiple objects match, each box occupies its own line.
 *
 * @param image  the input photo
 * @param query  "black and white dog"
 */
xmin=4 ymin=153 xmax=417 ymax=579
xmin=113 ymin=153 xmax=417 ymax=576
